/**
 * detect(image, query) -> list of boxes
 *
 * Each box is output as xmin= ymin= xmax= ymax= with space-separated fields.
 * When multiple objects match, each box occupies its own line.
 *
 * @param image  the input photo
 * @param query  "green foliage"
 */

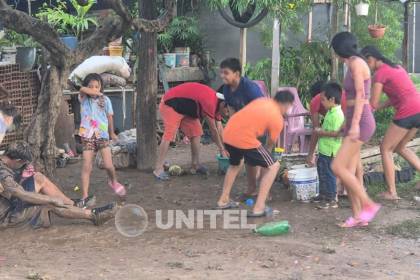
xmin=0 ymin=30 xmax=38 ymax=47
xmin=206 ymin=0 xmax=312 ymax=18
xmin=351 ymin=1 xmax=403 ymax=63
xmin=244 ymin=58 xmax=272 ymax=87
xmin=374 ymin=106 xmax=395 ymax=141
xmin=36 ymin=0 xmax=97 ymax=39
xmin=157 ymin=16 xmax=204 ymax=54
xmin=245 ymin=42 xmax=331 ymax=105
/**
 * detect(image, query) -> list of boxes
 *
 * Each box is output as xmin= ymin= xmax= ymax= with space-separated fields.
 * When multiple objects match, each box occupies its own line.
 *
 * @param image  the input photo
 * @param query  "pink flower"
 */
xmin=90 ymin=120 xmax=98 ymax=127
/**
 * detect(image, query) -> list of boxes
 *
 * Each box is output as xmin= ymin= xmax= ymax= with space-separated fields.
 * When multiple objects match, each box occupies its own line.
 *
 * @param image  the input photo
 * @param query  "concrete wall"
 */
xmin=197 ymin=4 xmax=331 ymax=86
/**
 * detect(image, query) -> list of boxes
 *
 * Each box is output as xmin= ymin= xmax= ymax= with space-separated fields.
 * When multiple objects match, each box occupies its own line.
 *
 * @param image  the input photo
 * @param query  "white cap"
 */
xmin=216 ymin=92 xmax=225 ymax=100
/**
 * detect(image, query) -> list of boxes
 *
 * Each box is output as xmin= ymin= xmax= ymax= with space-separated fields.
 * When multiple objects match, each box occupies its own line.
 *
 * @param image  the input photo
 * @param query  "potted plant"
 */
xmin=158 ymin=16 xmax=204 ymax=68
xmin=15 ymin=34 xmax=38 ymax=72
xmin=355 ymin=1 xmax=370 ymax=16
xmin=368 ymin=0 xmax=386 ymax=38
xmin=36 ymin=0 xmax=98 ymax=49
xmin=0 ymin=30 xmax=38 ymax=70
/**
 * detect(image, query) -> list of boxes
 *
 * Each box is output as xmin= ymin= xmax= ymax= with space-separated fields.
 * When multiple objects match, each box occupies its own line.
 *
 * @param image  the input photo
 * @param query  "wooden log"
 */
xmin=361 ymin=138 xmax=420 ymax=159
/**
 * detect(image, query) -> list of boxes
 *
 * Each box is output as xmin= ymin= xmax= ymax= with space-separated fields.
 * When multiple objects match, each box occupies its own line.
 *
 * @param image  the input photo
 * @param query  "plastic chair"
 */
xmin=277 ymin=87 xmax=312 ymax=154
xmin=253 ymin=80 xmax=270 ymax=98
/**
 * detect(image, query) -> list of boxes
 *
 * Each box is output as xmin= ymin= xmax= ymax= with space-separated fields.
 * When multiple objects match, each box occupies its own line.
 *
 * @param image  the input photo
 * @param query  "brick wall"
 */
xmin=0 ymin=64 xmax=40 ymax=148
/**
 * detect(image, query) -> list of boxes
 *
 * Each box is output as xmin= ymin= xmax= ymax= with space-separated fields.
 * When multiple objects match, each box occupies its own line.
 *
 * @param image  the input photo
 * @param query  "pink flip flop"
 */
xmin=108 ymin=181 xmax=127 ymax=197
xmin=359 ymin=203 xmax=381 ymax=223
xmin=338 ymin=217 xmax=368 ymax=228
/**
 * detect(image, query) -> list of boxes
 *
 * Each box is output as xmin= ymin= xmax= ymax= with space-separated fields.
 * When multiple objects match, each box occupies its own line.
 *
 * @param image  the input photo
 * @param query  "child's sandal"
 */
xmin=108 ymin=181 xmax=127 ymax=197
xmin=338 ymin=217 xmax=368 ymax=228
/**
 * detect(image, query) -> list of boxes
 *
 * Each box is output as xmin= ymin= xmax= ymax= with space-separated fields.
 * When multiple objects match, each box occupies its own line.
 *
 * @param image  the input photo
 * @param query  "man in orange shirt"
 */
xmin=217 ymin=90 xmax=295 ymax=216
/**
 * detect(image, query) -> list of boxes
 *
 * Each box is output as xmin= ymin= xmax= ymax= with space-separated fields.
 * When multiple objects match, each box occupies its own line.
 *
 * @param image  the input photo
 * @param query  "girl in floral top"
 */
xmin=78 ymin=74 xmax=126 ymax=206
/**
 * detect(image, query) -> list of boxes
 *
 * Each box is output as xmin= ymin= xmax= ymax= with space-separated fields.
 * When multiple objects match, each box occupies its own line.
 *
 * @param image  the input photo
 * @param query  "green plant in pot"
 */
xmin=0 ymin=30 xmax=38 ymax=71
xmin=36 ymin=0 xmax=98 ymax=49
xmin=158 ymin=16 xmax=204 ymax=67
xmin=368 ymin=0 xmax=386 ymax=38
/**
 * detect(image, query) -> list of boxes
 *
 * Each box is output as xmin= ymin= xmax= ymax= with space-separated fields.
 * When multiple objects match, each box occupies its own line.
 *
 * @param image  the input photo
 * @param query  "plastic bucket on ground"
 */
xmin=288 ymin=166 xmax=318 ymax=202
xmin=216 ymin=155 xmax=230 ymax=174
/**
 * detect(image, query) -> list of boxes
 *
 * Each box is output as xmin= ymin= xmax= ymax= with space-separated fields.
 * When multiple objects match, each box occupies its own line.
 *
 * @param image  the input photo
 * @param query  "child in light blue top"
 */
xmin=79 ymin=88 xmax=114 ymax=140
xmin=78 ymin=74 xmax=126 ymax=207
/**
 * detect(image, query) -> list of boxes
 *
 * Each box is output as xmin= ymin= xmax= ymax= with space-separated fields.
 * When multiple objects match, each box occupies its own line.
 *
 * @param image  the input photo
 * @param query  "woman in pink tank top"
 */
xmin=330 ymin=32 xmax=381 ymax=228
xmin=361 ymin=45 xmax=420 ymax=200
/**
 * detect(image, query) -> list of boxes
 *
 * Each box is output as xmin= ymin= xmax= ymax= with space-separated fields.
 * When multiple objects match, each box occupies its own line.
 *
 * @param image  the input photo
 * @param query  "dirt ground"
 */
xmin=1 ymin=143 xmax=420 ymax=280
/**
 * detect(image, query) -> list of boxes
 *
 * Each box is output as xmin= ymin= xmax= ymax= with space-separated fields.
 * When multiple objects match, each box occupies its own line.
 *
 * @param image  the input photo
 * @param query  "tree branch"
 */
xmin=74 ymin=17 xmax=127 ymax=66
xmin=0 ymin=0 xmax=68 ymax=66
xmin=132 ymin=0 xmax=176 ymax=32
xmin=103 ymin=0 xmax=133 ymax=23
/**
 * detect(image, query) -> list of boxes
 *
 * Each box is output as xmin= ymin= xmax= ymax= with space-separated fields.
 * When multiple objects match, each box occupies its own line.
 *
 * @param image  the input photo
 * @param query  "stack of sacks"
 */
xmin=68 ymin=56 xmax=131 ymax=88
xmin=95 ymin=129 xmax=137 ymax=169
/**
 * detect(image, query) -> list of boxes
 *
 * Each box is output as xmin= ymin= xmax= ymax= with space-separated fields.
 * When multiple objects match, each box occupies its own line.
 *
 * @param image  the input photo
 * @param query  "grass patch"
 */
xmin=366 ymin=172 xmax=420 ymax=198
xmin=386 ymin=219 xmax=420 ymax=239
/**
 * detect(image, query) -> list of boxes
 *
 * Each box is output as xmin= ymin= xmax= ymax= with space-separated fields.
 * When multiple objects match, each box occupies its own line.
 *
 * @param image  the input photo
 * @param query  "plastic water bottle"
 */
xmin=273 ymin=147 xmax=285 ymax=162
xmin=245 ymin=198 xmax=254 ymax=207
xmin=254 ymin=220 xmax=290 ymax=236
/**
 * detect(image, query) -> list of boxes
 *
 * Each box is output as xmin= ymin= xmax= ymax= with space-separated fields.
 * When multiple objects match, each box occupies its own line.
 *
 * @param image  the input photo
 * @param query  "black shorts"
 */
xmin=225 ymin=144 xmax=275 ymax=168
xmin=393 ymin=113 xmax=420 ymax=129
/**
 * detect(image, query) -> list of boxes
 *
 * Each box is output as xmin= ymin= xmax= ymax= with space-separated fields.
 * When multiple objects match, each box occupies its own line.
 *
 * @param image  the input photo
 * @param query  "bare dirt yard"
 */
xmin=1 ymin=143 xmax=420 ymax=280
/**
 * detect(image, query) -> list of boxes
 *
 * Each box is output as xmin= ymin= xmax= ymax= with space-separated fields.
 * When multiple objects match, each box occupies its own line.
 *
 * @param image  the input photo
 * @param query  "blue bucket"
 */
xmin=216 ymin=155 xmax=230 ymax=174
xmin=60 ymin=36 xmax=78 ymax=50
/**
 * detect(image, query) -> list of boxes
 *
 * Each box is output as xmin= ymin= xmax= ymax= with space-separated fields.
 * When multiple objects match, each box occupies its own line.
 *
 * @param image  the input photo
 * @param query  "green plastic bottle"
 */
xmin=254 ymin=220 xmax=290 ymax=236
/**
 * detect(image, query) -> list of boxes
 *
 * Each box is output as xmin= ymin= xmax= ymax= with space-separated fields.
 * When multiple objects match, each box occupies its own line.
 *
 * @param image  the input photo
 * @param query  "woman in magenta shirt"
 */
xmin=362 ymin=46 xmax=420 ymax=200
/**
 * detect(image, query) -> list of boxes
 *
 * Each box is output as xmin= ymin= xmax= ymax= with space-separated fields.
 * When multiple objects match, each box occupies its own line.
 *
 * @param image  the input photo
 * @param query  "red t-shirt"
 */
xmin=374 ymin=64 xmax=420 ymax=119
xmin=163 ymin=82 xmax=221 ymax=120
xmin=310 ymin=92 xmax=347 ymax=116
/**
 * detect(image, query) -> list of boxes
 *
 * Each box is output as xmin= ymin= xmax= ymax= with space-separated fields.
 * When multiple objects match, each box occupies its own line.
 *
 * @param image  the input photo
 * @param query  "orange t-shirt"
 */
xmin=223 ymin=99 xmax=284 ymax=149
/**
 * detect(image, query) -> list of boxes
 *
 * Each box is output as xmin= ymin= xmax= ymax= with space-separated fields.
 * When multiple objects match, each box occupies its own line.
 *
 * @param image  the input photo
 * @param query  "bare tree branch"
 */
xmin=103 ymin=0 xmax=133 ymax=23
xmin=0 ymin=0 xmax=68 ymax=66
xmin=74 ymin=17 xmax=127 ymax=66
xmin=132 ymin=0 xmax=176 ymax=32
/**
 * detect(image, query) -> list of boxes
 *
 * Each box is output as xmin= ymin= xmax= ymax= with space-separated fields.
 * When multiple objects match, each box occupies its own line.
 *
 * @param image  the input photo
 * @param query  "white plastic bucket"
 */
xmin=355 ymin=3 xmax=369 ymax=16
xmin=288 ymin=166 xmax=318 ymax=202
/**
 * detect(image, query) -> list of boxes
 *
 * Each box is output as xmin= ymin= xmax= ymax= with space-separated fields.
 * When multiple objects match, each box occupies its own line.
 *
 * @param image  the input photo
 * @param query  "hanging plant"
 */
xmin=355 ymin=1 xmax=370 ymax=16
xmin=368 ymin=0 xmax=386 ymax=38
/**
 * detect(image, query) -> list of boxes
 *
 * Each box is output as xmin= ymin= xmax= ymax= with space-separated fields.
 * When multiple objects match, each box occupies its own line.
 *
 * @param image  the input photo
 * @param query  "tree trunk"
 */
xmin=402 ymin=1 xmax=410 ymax=70
xmin=136 ymin=0 xmax=158 ymax=171
xmin=25 ymin=64 xmax=68 ymax=176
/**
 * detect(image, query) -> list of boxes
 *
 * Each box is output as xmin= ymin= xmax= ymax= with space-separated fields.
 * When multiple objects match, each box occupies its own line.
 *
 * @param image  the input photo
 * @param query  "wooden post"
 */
xmin=403 ymin=1 xmax=410 ymax=70
xmin=330 ymin=2 xmax=339 ymax=80
xmin=307 ymin=6 xmax=313 ymax=43
xmin=271 ymin=18 xmax=280 ymax=97
xmin=239 ymin=27 xmax=247 ymax=74
xmin=137 ymin=0 xmax=158 ymax=171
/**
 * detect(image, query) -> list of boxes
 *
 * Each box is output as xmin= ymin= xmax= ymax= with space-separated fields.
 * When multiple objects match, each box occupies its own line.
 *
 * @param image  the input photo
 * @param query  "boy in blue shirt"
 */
xmin=219 ymin=58 xmax=265 ymax=201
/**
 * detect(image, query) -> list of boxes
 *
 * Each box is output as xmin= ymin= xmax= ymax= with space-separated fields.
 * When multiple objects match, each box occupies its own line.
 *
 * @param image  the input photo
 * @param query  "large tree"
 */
xmin=0 ymin=0 xmax=175 ymax=175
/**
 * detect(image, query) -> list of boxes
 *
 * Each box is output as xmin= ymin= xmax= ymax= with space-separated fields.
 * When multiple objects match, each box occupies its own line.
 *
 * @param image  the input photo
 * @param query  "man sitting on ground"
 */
xmin=0 ymin=141 xmax=116 ymax=228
